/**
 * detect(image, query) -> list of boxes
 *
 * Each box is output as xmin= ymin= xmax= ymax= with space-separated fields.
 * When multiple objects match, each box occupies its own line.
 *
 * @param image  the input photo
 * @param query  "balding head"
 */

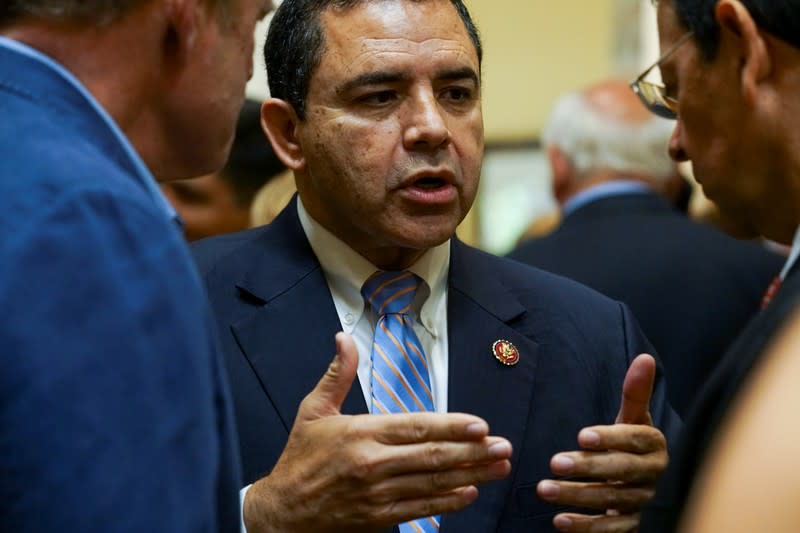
xmin=583 ymin=79 xmax=655 ymax=128
xmin=543 ymin=79 xmax=675 ymax=184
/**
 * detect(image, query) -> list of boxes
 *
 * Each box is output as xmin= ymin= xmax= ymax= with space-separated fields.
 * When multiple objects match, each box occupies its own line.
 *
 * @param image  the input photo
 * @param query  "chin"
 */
xmin=406 ymin=222 xmax=458 ymax=247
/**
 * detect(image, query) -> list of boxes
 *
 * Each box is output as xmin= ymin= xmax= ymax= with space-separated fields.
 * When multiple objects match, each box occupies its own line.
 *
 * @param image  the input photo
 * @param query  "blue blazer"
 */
xmin=194 ymin=201 xmax=680 ymax=532
xmin=0 ymin=41 xmax=240 ymax=531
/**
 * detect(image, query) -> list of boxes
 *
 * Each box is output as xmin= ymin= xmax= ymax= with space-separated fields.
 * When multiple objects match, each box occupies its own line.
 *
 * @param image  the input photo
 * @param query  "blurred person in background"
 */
xmin=162 ymin=99 xmax=287 ymax=241
xmin=249 ymin=168 xmax=296 ymax=226
xmin=508 ymin=79 xmax=782 ymax=417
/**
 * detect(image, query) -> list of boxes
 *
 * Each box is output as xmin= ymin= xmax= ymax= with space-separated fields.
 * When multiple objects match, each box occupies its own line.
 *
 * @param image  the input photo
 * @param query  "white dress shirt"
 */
xmin=779 ymin=225 xmax=800 ymax=280
xmin=240 ymin=199 xmax=452 ymax=530
xmin=297 ymin=199 xmax=451 ymax=412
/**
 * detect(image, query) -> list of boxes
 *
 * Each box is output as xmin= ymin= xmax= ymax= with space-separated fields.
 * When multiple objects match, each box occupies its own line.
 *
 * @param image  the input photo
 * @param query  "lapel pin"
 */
xmin=492 ymin=339 xmax=519 ymax=366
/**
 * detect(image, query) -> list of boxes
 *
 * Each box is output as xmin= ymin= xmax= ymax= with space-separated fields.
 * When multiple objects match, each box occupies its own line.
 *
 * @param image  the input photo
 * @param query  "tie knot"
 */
xmin=362 ymin=270 xmax=422 ymax=316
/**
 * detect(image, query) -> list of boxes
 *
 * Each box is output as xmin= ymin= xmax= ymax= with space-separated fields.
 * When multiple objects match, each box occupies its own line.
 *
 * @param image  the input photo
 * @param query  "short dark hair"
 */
xmin=221 ymin=99 xmax=287 ymax=207
xmin=264 ymin=0 xmax=482 ymax=120
xmin=665 ymin=0 xmax=800 ymax=60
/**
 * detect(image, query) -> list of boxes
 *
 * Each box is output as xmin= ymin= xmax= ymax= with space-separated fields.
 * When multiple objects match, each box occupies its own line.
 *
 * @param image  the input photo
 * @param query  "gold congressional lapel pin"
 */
xmin=492 ymin=339 xmax=519 ymax=366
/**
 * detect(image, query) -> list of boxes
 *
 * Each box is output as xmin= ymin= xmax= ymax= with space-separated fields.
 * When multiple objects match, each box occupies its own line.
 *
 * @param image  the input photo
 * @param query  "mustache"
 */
xmin=394 ymin=154 xmax=454 ymax=174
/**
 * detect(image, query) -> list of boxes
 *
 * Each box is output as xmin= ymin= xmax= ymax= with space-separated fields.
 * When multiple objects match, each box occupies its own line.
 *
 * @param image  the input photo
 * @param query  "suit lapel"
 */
xmin=440 ymin=240 xmax=539 ymax=533
xmin=229 ymin=203 xmax=368 ymax=432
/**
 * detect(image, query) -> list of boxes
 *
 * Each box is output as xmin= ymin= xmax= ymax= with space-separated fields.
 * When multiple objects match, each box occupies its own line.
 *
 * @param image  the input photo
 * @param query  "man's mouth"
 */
xmin=413 ymin=176 xmax=449 ymax=189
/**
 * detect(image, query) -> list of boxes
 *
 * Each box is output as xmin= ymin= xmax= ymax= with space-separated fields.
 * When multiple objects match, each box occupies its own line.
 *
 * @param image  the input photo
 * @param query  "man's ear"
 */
xmin=160 ymin=0 xmax=212 ymax=68
xmin=547 ymin=144 xmax=573 ymax=205
xmin=261 ymin=98 xmax=306 ymax=171
xmin=716 ymin=0 xmax=771 ymax=107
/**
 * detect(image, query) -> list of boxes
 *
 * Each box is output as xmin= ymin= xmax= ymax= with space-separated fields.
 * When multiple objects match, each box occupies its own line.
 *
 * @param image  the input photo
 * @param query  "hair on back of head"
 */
xmin=542 ymin=89 xmax=675 ymax=183
xmin=0 ymin=0 xmax=233 ymax=26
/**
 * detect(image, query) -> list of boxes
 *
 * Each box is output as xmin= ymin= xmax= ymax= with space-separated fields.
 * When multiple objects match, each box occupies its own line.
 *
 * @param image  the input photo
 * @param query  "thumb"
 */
xmin=296 ymin=332 xmax=360 ymax=422
xmin=616 ymin=353 xmax=656 ymax=425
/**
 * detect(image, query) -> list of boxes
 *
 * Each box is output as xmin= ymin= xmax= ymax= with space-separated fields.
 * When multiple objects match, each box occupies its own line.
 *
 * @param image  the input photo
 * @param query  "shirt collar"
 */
xmin=296 ymin=198 xmax=450 ymax=336
xmin=780 ymin=224 xmax=800 ymax=280
xmin=0 ymin=37 xmax=179 ymax=224
xmin=562 ymin=180 xmax=652 ymax=217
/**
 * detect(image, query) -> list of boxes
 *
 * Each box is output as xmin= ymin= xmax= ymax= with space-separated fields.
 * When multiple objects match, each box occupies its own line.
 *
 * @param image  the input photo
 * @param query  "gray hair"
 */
xmin=542 ymin=90 xmax=675 ymax=183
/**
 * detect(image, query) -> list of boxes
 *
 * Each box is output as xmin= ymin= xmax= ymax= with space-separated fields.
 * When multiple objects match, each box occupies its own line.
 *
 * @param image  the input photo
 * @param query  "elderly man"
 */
xmin=630 ymin=0 xmax=800 ymax=531
xmin=194 ymin=1 xmax=680 ymax=532
xmin=508 ymin=79 xmax=782 ymax=417
xmin=0 ymin=0 xmax=272 ymax=530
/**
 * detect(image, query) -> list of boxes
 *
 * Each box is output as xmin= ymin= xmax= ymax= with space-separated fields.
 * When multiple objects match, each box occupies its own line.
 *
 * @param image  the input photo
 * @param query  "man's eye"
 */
xmin=442 ymin=87 xmax=473 ymax=102
xmin=359 ymin=91 xmax=397 ymax=106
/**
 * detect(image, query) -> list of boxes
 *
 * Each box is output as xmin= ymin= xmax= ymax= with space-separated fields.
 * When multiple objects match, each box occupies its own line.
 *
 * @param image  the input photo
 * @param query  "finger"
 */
xmin=364 ymin=460 xmax=511 ymax=503
xmin=552 ymin=512 xmax=640 ymax=533
xmin=368 ymin=411 xmax=490 ymax=444
xmin=537 ymin=479 xmax=653 ymax=512
xmin=576 ymin=425 xmax=667 ymax=453
xmin=616 ymin=353 xmax=655 ymax=425
xmin=549 ymin=449 xmax=667 ymax=483
xmin=296 ymin=332 xmax=360 ymax=421
xmin=373 ymin=486 xmax=480 ymax=526
xmin=376 ymin=437 xmax=513 ymax=476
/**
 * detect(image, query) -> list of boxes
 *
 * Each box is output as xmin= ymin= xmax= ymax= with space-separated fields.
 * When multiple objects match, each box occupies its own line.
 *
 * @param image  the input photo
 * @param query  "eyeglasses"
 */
xmin=630 ymin=32 xmax=694 ymax=119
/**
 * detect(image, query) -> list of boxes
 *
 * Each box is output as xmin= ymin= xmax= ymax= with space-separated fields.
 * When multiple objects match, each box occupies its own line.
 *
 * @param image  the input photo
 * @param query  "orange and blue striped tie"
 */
xmin=362 ymin=270 xmax=439 ymax=533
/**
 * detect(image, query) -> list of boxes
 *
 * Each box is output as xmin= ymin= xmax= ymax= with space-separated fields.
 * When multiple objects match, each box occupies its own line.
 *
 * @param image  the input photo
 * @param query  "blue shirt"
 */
xmin=562 ymin=180 xmax=652 ymax=217
xmin=0 ymin=38 xmax=241 ymax=532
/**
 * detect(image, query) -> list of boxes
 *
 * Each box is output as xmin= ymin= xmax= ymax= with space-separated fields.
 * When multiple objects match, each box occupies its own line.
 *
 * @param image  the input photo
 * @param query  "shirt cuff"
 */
xmin=240 ymin=484 xmax=252 ymax=533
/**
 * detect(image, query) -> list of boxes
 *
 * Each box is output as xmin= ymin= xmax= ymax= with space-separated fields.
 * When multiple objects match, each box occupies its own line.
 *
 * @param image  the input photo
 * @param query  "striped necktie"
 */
xmin=362 ymin=270 xmax=439 ymax=533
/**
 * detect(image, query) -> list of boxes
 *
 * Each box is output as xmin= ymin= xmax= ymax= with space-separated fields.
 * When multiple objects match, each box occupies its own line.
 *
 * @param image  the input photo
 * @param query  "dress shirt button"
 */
xmin=344 ymin=313 xmax=355 ymax=325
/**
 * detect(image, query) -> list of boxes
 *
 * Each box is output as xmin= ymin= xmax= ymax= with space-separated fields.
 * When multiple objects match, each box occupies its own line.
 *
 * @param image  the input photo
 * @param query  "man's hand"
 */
xmin=244 ymin=332 xmax=513 ymax=533
xmin=536 ymin=354 xmax=668 ymax=533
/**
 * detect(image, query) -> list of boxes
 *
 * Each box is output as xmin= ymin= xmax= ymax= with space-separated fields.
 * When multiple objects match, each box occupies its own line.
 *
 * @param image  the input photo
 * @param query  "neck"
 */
xmin=2 ymin=9 xmax=165 ymax=168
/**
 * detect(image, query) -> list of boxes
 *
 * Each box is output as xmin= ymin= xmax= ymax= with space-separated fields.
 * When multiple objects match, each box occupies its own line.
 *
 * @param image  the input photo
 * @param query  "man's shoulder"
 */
xmin=454 ymin=241 xmax=622 ymax=311
xmin=191 ymin=224 xmax=275 ymax=278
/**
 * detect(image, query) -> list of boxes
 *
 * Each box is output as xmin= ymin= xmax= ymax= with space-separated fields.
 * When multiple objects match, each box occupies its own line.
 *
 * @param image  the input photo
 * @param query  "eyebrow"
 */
xmin=436 ymin=67 xmax=479 ymax=87
xmin=337 ymin=71 xmax=411 ymax=95
xmin=337 ymin=66 xmax=480 ymax=95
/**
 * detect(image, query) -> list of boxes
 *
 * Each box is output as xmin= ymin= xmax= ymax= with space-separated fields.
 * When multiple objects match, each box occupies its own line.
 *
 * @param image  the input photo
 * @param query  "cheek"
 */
xmin=321 ymin=119 xmax=400 ymax=179
xmin=454 ymin=121 xmax=484 ymax=181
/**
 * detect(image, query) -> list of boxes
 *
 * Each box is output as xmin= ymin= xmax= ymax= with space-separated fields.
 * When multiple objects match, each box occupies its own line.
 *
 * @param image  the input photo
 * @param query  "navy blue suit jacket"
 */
xmin=194 ymin=201 xmax=680 ymax=532
xmin=508 ymin=192 xmax=782 ymax=416
xmin=0 ymin=41 xmax=241 ymax=531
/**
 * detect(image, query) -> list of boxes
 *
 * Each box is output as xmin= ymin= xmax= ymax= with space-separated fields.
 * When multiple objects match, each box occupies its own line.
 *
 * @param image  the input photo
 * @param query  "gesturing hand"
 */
xmin=537 ymin=354 xmax=668 ymax=533
xmin=244 ymin=332 xmax=513 ymax=533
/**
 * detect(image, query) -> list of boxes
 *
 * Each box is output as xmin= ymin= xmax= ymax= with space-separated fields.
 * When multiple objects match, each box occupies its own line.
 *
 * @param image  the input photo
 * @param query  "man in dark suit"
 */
xmin=0 ymin=0 xmax=274 ymax=530
xmin=508 ymin=79 xmax=782 ymax=417
xmin=194 ymin=1 xmax=680 ymax=531
xmin=631 ymin=0 xmax=800 ymax=530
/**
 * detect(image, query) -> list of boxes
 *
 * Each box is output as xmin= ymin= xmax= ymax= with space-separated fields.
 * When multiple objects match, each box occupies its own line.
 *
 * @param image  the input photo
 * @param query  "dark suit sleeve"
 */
xmin=0 ymin=191 xmax=238 ymax=532
xmin=618 ymin=302 xmax=683 ymax=443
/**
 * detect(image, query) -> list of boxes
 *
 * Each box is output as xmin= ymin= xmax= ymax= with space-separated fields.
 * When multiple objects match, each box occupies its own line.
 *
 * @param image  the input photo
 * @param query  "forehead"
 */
xmin=316 ymin=0 xmax=479 ymax=77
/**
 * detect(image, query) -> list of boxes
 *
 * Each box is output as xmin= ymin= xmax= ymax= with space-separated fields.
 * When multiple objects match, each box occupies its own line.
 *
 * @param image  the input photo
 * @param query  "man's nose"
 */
xmin=668 ymin=120 xmax=688 ymax=162
xmin=403 ymin=91 xmax=450 ymax=150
